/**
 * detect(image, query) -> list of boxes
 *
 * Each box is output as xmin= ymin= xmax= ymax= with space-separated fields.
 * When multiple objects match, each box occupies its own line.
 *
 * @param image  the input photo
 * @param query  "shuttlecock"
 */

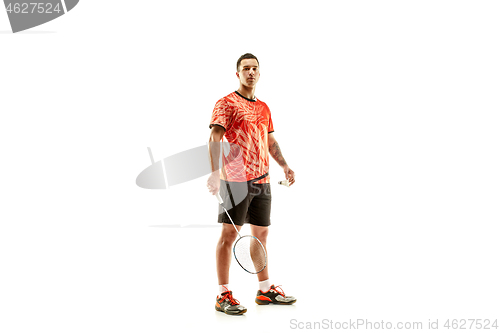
xmin=278 ymin=180 xmax=290 ymax=187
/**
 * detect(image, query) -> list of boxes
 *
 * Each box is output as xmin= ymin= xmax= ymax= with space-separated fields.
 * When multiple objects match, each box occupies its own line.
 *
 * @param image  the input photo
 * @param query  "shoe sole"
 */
xmin=255 ymin=299 xmax=297 ymax=305
xmin=215 ymin=305 xmax=247 ymax=315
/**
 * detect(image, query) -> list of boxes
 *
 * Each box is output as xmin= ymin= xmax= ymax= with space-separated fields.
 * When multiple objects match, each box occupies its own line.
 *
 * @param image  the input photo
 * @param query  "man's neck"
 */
xmin=237 ymin=86 xmax=256 ymax=100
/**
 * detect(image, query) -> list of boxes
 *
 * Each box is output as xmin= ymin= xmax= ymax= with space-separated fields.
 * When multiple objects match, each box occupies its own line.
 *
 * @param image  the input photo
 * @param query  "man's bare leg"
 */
xmin=216 ymin=223 xmax=241 ymax=285
xmin=250 ymin=225 xmax=269 ymax=283
xmin=215 ymin=223 xmax=248 ymax=315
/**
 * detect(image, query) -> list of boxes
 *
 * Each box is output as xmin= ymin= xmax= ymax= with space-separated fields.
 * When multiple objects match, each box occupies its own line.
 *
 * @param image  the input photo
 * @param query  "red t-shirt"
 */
xmin=210 ymin=91 xmax=274 ymax=184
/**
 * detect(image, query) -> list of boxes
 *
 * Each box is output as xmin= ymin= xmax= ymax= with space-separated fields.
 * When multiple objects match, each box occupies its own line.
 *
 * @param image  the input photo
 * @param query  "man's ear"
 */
xmin=236 ymin=72 xmax=240 ymax=79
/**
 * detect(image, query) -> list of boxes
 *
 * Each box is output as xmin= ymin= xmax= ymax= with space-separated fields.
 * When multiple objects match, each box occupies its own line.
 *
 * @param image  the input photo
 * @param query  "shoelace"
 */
xmin=269 ymin=285 xmax=286 ymax=297
xmin=219 ymin=291 xmax=240 ymax=305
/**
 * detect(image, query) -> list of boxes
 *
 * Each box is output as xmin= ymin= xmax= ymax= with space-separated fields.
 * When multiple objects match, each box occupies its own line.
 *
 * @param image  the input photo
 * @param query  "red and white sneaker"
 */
xmin=255 ymin=285 xmax=297 ymax=305
xmin=215 ymin=290 xmax=247 ymax=315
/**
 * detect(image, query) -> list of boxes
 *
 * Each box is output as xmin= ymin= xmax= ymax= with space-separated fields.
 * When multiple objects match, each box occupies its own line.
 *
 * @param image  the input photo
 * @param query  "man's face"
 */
xmin=236 ymin=59 xmax=260 ymax=88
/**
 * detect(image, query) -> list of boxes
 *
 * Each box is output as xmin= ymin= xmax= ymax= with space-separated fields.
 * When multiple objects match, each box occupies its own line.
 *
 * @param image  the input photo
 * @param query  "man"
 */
xmin=207 ymin=53 xmax=297 ymax=315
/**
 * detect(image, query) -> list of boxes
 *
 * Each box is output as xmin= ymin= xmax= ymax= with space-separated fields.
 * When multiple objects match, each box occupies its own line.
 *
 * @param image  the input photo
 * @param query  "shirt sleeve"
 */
xmin=209 ymin=98 xmax=233 ymax=131
xmin=267 ymin=106 xmax=274 ymax=133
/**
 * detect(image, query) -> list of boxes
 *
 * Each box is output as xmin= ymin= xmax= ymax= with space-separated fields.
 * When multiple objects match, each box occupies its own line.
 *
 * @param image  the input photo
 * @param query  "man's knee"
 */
xmin=251 ymin=226 xmax=269 ymax=242
xmin=219 ymin=225 xmax=239 ymax=244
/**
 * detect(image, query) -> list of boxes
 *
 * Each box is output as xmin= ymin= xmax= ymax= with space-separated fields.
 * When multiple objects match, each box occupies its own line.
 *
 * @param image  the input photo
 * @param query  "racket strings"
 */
xmin=233 ymin=236 xmax=267 ymax=274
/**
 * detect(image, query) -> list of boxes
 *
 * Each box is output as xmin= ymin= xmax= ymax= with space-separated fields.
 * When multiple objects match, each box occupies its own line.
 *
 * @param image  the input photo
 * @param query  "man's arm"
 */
xmin=268 ymin=133 xmax=295 ymax=185
xmin=208 ymin=125 xmax=225 ymax=171
xmin=207 ymin=125 xmax=225 ymax=194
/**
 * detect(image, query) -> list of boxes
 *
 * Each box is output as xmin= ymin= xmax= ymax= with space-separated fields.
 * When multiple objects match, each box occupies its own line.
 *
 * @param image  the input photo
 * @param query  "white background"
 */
xmin=1 ymin=1 xmax=499 ymax=332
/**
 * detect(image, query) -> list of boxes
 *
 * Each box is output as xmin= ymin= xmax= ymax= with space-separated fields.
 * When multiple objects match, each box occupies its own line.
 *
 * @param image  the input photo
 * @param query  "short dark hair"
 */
xmin=236 ymin=53 xmax=259 ymax=71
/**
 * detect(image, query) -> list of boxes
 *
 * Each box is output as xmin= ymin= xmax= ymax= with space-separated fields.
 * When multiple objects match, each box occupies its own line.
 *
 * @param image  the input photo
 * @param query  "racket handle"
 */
xmin=215 ymin=193 xmax=224 ymax=205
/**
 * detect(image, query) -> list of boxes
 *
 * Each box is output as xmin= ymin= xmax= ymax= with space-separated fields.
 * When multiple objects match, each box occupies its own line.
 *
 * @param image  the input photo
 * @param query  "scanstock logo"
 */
xmin=3 ymin=0 xmax=79 ymax=33
xmin=137 ymin=145 xmax=249 ymax=210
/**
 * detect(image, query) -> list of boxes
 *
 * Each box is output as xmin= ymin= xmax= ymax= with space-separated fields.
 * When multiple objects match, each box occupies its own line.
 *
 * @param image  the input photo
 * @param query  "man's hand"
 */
xmin=207 ymin=171 xmax=221 ymax=195
xmin=284 ymin=165 xmax=295 ymax=186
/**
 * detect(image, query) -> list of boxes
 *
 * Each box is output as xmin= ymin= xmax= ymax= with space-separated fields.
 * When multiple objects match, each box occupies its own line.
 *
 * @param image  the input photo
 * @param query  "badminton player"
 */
xmin=207 ymin=53 xmax=297 ymax=315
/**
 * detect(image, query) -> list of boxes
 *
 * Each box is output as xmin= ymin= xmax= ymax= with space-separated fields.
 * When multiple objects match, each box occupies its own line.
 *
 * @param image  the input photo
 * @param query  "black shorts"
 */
xmin=218 ymin=180 xmax=272 ymax=227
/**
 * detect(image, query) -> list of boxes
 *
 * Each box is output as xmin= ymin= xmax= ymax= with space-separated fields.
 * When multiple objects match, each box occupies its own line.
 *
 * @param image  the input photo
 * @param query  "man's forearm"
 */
xmin=208 ymin=141 xmax=221 ymax=172
xmin=269 ymin=140 xmax=288 ymax=168
xmin=208 ymin=126 xmax=225 ymax=172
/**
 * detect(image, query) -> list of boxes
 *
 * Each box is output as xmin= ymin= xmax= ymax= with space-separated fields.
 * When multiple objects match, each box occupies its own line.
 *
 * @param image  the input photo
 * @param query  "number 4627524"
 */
xmin=6 ymin=3 xmax=62 ymax=14
xmin=444 ymin=319 xmax=498 ymax=330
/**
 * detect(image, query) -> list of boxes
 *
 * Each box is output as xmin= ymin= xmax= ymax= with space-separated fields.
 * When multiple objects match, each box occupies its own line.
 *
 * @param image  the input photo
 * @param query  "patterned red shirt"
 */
xmin=210 ymin=91 xmax=274 ymax=184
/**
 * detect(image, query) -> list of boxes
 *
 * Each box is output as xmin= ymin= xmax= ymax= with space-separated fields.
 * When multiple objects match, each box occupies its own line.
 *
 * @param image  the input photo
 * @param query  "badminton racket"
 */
xmin=215 ymin=193 xmax=267 ymax=274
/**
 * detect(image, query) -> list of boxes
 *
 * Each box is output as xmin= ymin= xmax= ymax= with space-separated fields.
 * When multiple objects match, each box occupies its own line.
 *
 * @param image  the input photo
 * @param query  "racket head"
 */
xmin=233 ymin=235 xmax=267 ymax=274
